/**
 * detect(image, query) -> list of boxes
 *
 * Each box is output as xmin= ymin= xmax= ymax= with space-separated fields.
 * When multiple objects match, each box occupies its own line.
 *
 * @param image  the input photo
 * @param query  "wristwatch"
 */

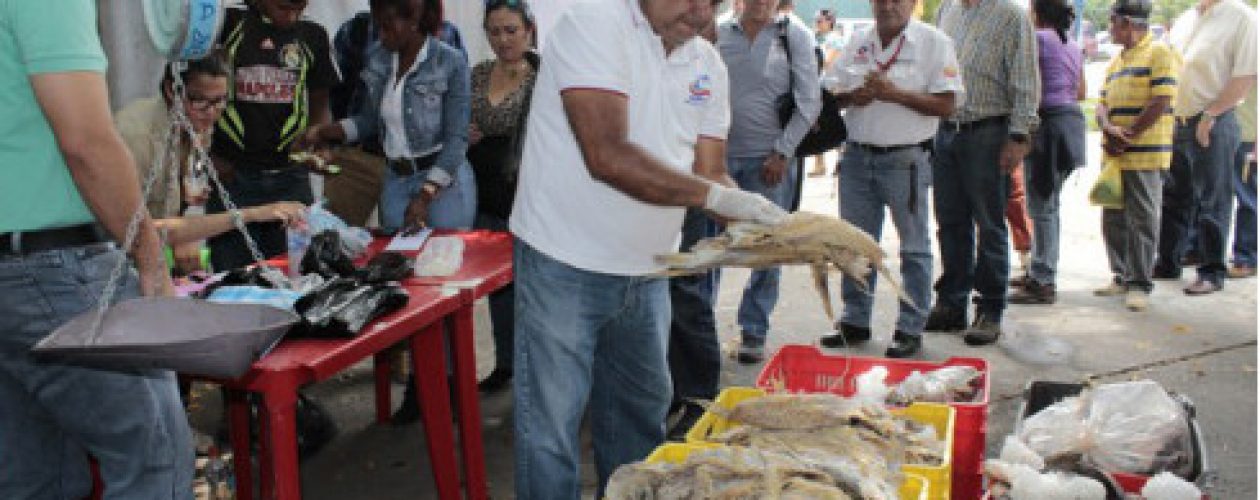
xmin=1009 ymin=132 xmax=1030 ymax=143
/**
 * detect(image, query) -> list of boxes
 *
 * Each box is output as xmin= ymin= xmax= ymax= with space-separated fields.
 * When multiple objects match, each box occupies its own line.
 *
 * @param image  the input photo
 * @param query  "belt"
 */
xmin=945 ymin=115 xmax=1007 ymax=132
xmin=386 ymin=152 xmax=439 ymax=176
xmin=850 ymin=140 xmax=932 ymax=155
xmin=0 ymin=223 xmax=108 ymax=256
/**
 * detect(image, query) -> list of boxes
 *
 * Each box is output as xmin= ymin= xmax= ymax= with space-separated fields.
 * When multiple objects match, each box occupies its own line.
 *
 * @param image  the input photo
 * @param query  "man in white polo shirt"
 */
xmin=1154 ymin=0 xmax=1257 ymax=294
xmin=508 ymin=0 xmax=786 ymax=497
xmin=817 ymin=0 xmax=963 ymax=358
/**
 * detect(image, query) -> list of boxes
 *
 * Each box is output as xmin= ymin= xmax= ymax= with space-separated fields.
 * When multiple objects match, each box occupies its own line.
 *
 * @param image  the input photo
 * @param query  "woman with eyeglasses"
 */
xmin=115 ymin=54 xmax=307 ymax=275
xmin=464 ymin=0 xmax=539 ymax=394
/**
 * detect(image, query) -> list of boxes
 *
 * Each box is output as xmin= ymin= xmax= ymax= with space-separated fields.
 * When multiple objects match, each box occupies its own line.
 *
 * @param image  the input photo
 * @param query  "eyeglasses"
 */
xmin=186 ymin=93 xmax=228 ymax=111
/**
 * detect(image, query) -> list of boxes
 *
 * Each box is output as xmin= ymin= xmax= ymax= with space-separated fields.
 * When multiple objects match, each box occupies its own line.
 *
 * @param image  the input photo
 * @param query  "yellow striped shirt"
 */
xmin=1101 ymin=34 xmax=1180 ymax=171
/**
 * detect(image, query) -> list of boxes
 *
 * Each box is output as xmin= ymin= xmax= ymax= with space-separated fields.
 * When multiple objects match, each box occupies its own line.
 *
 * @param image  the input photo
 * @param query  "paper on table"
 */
xmin=384 ymin=228 xmax=433 ymax=251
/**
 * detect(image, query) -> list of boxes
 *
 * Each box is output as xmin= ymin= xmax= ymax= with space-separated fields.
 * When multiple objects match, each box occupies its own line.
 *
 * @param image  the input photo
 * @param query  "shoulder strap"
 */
xmin=778 ymin=17 xmax=794 ymax=89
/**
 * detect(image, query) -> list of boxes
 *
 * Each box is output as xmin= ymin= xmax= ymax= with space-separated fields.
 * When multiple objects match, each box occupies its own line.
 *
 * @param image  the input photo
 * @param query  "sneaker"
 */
xmin=819 ymin=323 xmax=871 ymax=348
xmin=1093 ymin=281 xmax=1127 ymax=297
xmin=736 ymin=343 xmax=765 ymax=364
xmin=1009 ymin=275 xmax=1031 ymax=288
xmin=884 ymin=330 xmax=922 ymax=358
xmin=1124 ymin=290 xmax=1149 ymax=311
xmin=1183 ymin=278 xmax=1222 ymax=296
xmin=924 ymin=305 xmax=967 ymax=332
xmin=963 ymin=312 xmax=1002 ymax=346
xmin=1228 ymin=265 xmax=1257 ymax=279
xmin=1008 ymin=281 xmax=1056 ymax=305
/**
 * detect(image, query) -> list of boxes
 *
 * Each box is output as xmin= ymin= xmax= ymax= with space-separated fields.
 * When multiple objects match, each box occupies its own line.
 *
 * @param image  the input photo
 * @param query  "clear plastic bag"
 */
xmin=413 ymin=236 xmax=465 ymax=277
xmin=307 ymin=201 xmax=373 ymax=258
xmin=1086 ymin=380 xmax=1189 ymax=474
xmin=853 ymin=366 xmax=890 ymax=405
xmin=1142 ymin=472 xmax=1202 ymax=500
xmin=887 ymin=366 xmax=981 ymax=404
xmin=1018 ymin=394 xmax=1091 ymax=460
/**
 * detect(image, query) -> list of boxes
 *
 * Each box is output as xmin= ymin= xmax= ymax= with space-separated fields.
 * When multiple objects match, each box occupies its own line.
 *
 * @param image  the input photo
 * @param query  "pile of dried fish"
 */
xmin=607 ymin=394 xmax=946 ymax=499
xmin=709 ymin=394 xmax=946 ymax=469
xmin=605 ymin=447 xmax=855 ymax=500
xmin=655 ymin=212 xmax=914 ymax=320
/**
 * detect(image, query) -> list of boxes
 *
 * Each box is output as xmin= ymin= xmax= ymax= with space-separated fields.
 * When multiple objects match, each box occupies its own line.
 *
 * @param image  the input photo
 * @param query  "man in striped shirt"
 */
xmin=926 ymin=0 xmax=1039 ymax=346
xmin=1094 ymin=0 xmax=1179 ymax=311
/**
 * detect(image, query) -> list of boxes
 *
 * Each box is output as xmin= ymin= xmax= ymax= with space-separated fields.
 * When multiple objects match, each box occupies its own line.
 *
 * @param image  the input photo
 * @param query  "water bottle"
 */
xmin=286 ymin=222 xmax=311 ymax=278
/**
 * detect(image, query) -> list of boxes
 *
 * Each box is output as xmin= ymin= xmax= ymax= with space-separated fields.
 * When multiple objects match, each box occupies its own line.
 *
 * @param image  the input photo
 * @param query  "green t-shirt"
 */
xmin=1238 ymin=87 xmax=1257 ymax=143
xmin=0 ymin=0 xmax=107 ymax=232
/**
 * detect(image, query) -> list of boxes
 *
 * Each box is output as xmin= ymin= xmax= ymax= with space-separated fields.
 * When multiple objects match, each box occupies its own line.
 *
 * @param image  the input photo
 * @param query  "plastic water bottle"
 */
xmin=286 ymin=222 xmax=311 ymax=278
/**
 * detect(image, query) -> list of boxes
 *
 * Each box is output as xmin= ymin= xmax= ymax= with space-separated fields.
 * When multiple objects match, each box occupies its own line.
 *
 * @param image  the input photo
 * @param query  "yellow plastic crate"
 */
xmin=643 ymin=443 xmax=928 ymax=500
xmin=684 ymin=387 xmax=954 ymax=499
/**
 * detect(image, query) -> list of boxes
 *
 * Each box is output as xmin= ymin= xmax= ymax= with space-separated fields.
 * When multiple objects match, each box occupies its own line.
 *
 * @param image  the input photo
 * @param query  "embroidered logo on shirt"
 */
xmin=942 ymin=65 xmax=959 ymax=78
xmin=686 ymin=75 xmax=713 ymax=105
xmin=280 ymin=42 xmax=304 ymax=69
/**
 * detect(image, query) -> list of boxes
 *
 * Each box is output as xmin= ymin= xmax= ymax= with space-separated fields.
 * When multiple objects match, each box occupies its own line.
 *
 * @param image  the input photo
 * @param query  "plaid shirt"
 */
xmin=937 ymin=0 xmax=1040 ymax=135
xmin=1102 ymin=34 xmax=1180 ymax=171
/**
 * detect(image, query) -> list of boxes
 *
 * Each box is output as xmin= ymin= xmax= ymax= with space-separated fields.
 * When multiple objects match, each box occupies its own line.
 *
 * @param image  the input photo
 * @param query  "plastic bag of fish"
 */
xmin=886 ymin=366 xmax=983 ymax=405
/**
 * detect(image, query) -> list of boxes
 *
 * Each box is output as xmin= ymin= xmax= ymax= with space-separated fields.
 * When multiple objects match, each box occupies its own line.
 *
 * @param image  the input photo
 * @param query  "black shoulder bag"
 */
xmin=775 ymin=18 xmax=846 ymax=159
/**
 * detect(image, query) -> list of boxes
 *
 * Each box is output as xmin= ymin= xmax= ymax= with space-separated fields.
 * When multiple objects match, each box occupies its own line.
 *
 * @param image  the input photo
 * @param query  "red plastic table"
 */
xmin=189 ymin=230 xmax=512 ymax=500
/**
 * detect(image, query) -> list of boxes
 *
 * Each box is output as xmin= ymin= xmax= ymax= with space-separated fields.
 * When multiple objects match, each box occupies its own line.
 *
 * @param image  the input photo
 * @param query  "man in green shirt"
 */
xmin=0 ymin=1 xmax=193 ymax=497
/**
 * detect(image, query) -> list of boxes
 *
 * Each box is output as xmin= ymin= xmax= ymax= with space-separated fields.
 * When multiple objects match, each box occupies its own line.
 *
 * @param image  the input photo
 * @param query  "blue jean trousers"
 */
xmin=512 ymin=240 xmax=671 ymax=499
xmin=1158 ymin=112 xmax=1240 ymax=285
xmin=1233 ymin=141 xmax=1257 ymax=267
xmin=1025 ymin=154 xmax=1072 ymax=287
xmin=206 ymin=166 xmax=314 ymax=271
xmin=932 ymin=121 xmax=1011 ymax=317
xmin=839 ymin=145 xmax=934 ymax=335
xmin=724 ymin=155 xmax=799 ymax=345
xmin=0 ymin=244 xmax=193 ymax=499
xmin=379 ymin=160 xmax=477 ymax=232
xmin=668 ymin=209 xmax=720 ymax=404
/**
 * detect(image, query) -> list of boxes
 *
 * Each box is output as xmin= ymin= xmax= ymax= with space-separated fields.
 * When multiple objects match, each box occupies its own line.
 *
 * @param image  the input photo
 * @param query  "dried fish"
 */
xmin=656 ymin=212 xmax=915 ymax=320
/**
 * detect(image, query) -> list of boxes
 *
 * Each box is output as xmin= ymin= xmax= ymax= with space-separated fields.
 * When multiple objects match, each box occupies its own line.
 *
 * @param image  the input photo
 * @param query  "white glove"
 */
xmin=703 ymin=184 xmax=789 ymax=225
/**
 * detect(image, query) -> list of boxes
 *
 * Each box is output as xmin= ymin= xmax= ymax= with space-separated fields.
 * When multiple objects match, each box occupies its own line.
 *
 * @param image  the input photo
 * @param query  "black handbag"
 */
xmin=775 ymin=18 xmax=846 ymax=159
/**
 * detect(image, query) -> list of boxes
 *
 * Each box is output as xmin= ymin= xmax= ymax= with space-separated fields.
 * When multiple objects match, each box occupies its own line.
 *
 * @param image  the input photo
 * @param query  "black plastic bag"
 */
xmin=356 ymin=251 xmax=413 ymax=284
xmin=291 ymin=278 xmax=409 ymax=339
xmin=301 ymin=230 xmax=357 ymax=279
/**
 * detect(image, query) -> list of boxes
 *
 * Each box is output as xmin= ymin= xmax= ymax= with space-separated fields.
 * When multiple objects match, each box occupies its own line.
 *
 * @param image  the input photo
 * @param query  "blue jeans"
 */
xmin=932 ymin=121 xmax=1011 ymax=318
xmin=0 ymin=244 xmax=193 ymax=499
xmin=1158 ymin=112 xmax=1240 ymax=285
xmin=725 ymin=155 xmax=799 ymax=345
xmin=839 ymin=146 xmax=933 ymax=335
xmin=668 ymin=210 xmax=720 ymax=404
xmin=475 ymin=213 xmax=514 ymax=371
xmin=1025 ymin=156 xmax=1071 ymax=286
xmin=206 ymin=167 xmax=314 ymax=271
xmin=1233 ymin=141 xmax=1257 ymax=267
xmin=512 ymin=241 xmax=671 ymax=499
xmin=379 ymin=161 xmax=477 ymax=232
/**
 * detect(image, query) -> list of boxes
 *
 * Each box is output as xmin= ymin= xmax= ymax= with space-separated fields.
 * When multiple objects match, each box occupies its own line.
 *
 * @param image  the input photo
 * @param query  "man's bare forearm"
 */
xmin=1130 ymin=96 xmax=1172 ymax=135
xmin=1205 ymin=76 xmax=1256 ymax=117
xmin=587 ymin=141 xmax=713 ymax=207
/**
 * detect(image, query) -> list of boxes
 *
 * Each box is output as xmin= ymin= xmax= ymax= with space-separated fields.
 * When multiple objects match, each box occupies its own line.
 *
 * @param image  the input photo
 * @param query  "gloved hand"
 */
xmin=703 ymin=184 xmax=789 ymax=225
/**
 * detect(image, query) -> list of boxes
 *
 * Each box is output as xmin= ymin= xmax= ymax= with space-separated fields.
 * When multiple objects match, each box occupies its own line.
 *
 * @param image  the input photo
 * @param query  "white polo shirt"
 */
xmin=823 ymin=20 xmax=965 ymax=146
xmin=1170 ymin=0 xmax=1258 ymax=118
xmin=509 ymin=0 xmax=731 ymax=276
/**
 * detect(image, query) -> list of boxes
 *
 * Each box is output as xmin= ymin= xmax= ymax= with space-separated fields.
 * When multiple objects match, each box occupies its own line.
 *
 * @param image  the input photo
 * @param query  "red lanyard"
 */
xmin=873 ymin=34 xmax=907 ymax=73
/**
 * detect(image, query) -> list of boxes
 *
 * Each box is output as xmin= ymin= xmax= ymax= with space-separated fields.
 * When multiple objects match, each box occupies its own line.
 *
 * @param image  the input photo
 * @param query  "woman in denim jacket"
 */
xmin=305 ymin=0 xmax=475 ymax=233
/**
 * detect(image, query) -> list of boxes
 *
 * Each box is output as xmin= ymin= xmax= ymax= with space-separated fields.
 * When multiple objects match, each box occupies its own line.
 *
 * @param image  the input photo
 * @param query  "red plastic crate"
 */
xmin=756 ymin=344 xmax=990 ymax=500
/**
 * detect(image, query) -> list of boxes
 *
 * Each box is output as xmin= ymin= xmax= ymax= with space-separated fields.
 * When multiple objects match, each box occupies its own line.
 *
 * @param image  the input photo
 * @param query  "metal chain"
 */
xmin=90 ymin=65 xmax=288 ymax=340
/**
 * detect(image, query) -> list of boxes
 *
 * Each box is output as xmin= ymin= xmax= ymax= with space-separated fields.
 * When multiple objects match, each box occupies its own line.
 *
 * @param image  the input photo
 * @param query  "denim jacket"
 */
xmin=340 ymin=36 xmax=471 ymax=187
